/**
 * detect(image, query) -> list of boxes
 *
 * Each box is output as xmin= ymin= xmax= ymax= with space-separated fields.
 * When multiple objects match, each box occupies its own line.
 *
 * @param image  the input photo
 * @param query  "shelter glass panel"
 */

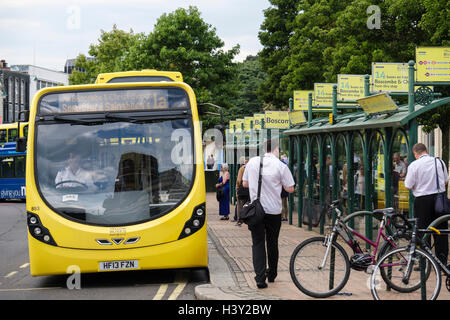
xmin=392 ymin=130 xmax=409 ymax=215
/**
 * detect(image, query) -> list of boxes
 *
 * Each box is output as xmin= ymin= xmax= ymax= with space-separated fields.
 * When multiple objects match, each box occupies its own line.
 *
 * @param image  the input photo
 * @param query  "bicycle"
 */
xmin=289 ymin=199 xmax=410 ymax=298
xmin=370 ymin=214 xmax=450 ymax=300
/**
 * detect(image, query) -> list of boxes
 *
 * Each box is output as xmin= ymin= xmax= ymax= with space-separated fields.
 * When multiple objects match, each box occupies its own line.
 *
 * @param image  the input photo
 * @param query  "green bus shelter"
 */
xmin=284 ymin=61 xmax=449 ymax=238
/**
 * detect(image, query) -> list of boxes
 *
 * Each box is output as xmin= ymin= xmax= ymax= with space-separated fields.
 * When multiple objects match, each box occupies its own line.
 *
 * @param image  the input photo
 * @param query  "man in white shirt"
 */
xmin=55 ymin=152 xmax=96 ymax=190
xmin=243 ymin=139 xmax=295 ymax=288
xmin=405 ymin=143 xmax=449 ymax=265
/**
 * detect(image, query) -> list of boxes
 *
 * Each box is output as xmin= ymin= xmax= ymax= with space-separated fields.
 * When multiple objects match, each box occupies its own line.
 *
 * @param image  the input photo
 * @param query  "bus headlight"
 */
xmin=27 ymin=212 xmax=57 ymax=246
xmin=178 ymin=203 xmax=206 ymax=240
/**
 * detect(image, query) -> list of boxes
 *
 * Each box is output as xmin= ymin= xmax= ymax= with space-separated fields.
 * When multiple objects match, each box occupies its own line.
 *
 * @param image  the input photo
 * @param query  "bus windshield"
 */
xmin=35 ymin=88 xmax=194 ymax=226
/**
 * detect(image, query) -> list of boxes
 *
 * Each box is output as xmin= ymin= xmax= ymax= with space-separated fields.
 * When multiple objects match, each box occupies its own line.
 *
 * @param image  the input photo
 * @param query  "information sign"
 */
xmin=289 ymin=110 xmax=306 ymax=125
xmin=264 ymin=111 xmax=290 ymax=129
xmin=314 ymin=83 xmax=335 ymax=106
xmin=416 ymin=47 xmax=450 ymax=82
xmin=357 ymin=93 xmax=398 ymax=115
xmin=337 ymin=74 xmax=365 ymax=101
xmin=293 ymin=90 xmax=314 ymax=110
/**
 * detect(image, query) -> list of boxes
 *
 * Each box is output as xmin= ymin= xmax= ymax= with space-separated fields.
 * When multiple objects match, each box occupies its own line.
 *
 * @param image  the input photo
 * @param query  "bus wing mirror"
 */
xmin=16 ymin=137 xmax=27 ymax=153
xmin=18 ymin=110 xmax=29 ymax=122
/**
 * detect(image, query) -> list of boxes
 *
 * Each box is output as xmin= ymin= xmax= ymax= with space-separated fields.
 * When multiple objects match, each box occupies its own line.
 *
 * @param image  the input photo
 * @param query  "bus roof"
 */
xmin=95 ymin=70 xmax=183 ymax=84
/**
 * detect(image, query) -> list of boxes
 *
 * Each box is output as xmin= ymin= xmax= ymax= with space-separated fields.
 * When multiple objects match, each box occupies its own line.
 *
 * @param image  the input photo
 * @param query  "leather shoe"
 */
xmin=266 ymin=269 xmax=276 ymax=283
xmin=256 ymin=282 xmax=268 ymax=289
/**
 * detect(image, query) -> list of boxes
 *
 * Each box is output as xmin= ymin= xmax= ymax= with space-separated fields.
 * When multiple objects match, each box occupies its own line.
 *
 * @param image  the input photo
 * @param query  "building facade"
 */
xmin=0 ymin=60 xmax=30 ymax=124
xmin=11 ymin=64 xmax=69 ymax=108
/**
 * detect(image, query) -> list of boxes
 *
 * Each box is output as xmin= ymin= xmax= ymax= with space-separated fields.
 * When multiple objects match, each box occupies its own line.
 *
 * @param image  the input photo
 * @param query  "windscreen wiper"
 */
xmin=52 ymin=115 xmax=96 ymax=125
xmin=104 ymin=113 xmax=138 ymax=122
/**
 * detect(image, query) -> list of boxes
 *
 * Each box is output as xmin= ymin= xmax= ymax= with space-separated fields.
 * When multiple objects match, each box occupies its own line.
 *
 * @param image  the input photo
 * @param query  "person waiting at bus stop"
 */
xmin=405 ymin=143 xmax=449 ymax=266
xmin=243 ymin=139 xmax=295 ymax=288
xmin=216 ymin=163 xmax=230 ymax=220
xmin=55 ymin=152 xmax=96 ymax=190
xmin=235 ymin=157 xmax=249 ymax=226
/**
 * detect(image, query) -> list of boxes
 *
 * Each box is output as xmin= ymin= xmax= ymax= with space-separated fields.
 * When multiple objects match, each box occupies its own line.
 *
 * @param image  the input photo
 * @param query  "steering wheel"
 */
xmin=55 ymin=180 xmax=89 ymax=191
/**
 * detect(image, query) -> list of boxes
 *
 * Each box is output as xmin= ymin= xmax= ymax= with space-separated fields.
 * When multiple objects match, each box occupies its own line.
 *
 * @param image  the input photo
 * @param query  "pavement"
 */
xmin=195 ymin=193 xmax=379 ymax=300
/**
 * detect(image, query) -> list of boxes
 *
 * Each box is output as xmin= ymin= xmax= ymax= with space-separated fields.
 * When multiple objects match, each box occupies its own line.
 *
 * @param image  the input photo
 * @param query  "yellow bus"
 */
xmin=95 ymin=70 xmax=183 ymax=84
xmin=0 ymin=122 xmax=28 ymax=143
xmin=26 ymin=71 xmax=206 ymax=276
xmin=375 ymin=154 xmax=409 ymax=213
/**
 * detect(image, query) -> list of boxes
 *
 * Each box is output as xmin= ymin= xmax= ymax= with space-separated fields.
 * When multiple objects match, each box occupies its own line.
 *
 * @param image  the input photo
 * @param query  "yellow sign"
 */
xmin=337 ymin=74 xmax=365 ymax=101
xmin=235 ymin=119 xmax=245 ymax=132
xmin=372 ymin=62 xmax=435 ymax=92
xmin=357 ymin=93 xmax=398 ymax=115
xmin=289 ymin=110 xmax=306 ymax=125
xmin=253 ymin=113 xmax=264 ymax=130
xmin=264 ymin=111 xmax=290 ymax=129
xmin=293 ymin=90 xmax=314 ymax=110
xmin=244 ymin=117 xmax=253 ymax=131
xmin=229 ymin=120 xmax=236 ymax=133
xmin=329 ymin=113 xmax=333 ymax=125
xmin=416 ymin=46 xmax=450 ymax=82
xmin=372 ymin=62 xmax=410 ymax=92
xmin=314 ymin=83 xmax=335 ymax=106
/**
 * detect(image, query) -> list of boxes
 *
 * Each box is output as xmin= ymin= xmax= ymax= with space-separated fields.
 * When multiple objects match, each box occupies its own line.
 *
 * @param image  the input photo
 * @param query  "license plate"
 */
xmin=99 ymin=260 xmax=139 ymax=271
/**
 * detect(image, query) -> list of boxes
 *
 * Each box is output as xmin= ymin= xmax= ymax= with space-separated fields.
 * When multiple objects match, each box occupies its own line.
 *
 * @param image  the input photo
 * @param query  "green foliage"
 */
xmin=224 ymin=55 xmax=267 ymax=123
xmin=69 ymin=7 xmax=240 ymax=131
xmin=259 ymin=0 xmax=450 ymax=104
xmin=257 ymin=0 xmax=449 ymax=163
xmin=69 ymin=25 xmax=142 ymax=84
xmin=258 ymin=0 xmax=299 ymax=108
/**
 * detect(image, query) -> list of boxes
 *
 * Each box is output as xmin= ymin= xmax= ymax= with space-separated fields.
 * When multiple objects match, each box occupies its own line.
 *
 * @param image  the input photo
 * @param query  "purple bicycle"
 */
xmin=289 ymin=199 xmax=410 ymax=298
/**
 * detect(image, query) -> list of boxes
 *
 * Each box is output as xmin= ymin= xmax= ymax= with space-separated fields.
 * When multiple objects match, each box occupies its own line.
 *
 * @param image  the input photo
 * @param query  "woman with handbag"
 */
xmin=235 ymin=157 xmax=249 ymax=226
xmin=216 ymin=164 xmax=230 ymax=220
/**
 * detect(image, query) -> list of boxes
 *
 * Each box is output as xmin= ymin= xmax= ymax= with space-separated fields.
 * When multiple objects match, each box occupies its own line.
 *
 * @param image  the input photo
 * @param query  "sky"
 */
xmin=1 ymin=0 xmax=270 ymax=72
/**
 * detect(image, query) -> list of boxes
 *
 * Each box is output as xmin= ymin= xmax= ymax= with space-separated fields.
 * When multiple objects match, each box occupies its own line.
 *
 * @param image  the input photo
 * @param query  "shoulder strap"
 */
xmin=434 ymin=157 xmax=441 ymax=192
xmin=257 ymin=156 xmax=264 ymax=199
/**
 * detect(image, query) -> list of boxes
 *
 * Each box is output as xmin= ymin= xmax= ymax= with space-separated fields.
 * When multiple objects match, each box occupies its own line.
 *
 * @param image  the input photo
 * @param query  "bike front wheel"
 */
xmin=290 ymin=236 xmax=350 ymax=298
xmin=371 ymin=246 xmax=441 ymax=300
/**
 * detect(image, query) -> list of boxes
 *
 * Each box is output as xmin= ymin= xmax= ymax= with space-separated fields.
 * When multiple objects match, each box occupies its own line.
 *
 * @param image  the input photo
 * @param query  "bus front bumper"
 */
xmin=28 ymin=228 xmax=207 ymax=276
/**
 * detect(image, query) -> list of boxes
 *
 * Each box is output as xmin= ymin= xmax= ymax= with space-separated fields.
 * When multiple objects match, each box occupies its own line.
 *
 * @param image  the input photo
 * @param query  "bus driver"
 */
xmin=55 ymin=152 xmax=96 ymax=190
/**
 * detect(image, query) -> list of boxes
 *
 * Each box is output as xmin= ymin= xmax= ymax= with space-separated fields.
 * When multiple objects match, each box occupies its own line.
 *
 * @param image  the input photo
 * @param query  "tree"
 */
xmin=258 ymin=0 xmax=300 ymax=109
xmin=69 ymin=25 xmax=142 ymax=84
xmin=225 ymin=56 xmax=267 ymax=122
xmin=258 ymin=0 xmax=449 ymax=164
xmin=70 ymin=7 xmax=240 ymax=131
xmin=137 ymin=6 xmax=240 ymax=129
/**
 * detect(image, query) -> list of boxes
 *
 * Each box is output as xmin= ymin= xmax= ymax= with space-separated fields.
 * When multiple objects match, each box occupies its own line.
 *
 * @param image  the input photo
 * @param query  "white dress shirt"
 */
xmin=55 ymin=166 xmax=95 ymax=189
xmin=404 ymin=154 xmax=449 ymax=197
xmin=243 ymin=153 xmax=295 ymax=214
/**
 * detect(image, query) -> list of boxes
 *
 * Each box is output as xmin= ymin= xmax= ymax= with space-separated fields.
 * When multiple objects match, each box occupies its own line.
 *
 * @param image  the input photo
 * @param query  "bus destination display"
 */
xmin=39 ymin=88 xmax=188 ymax=115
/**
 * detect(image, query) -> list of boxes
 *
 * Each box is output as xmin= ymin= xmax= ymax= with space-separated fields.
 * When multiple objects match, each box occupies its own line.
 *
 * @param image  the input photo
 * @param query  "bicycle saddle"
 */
xmin=331 ymin=199 xmax=341 ymax=206
xmin=373 ymin=207 xmax=395 ymax=216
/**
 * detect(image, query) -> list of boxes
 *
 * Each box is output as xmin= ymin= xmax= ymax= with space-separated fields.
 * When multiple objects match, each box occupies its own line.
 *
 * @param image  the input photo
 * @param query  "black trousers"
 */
xmin=248 ymin=213 xmax=282 ymax=283
xmin=414 ymin=194 xmax=448 ymax=265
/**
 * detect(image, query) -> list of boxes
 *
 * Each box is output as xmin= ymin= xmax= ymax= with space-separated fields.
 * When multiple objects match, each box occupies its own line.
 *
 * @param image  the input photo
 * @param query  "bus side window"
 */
xmin=23 ymin=125 xmax=28 ymax=140
xmin=15 ymin=156 xmax=26 ymax=178
xmin=0 ymin=158 xmax=14 ymax=178
xmin=0 ymin=130 xmax=6 ymax=143
xmin=8 ymin=129 xmax=18 ymax=142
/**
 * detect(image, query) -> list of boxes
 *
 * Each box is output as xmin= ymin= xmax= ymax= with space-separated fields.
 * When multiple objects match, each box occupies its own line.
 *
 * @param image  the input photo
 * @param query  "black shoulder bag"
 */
xmin=240 ymin=156 xmax=265 ymax=226
xmin=434 ymin=157 xmax=450 ymax=214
